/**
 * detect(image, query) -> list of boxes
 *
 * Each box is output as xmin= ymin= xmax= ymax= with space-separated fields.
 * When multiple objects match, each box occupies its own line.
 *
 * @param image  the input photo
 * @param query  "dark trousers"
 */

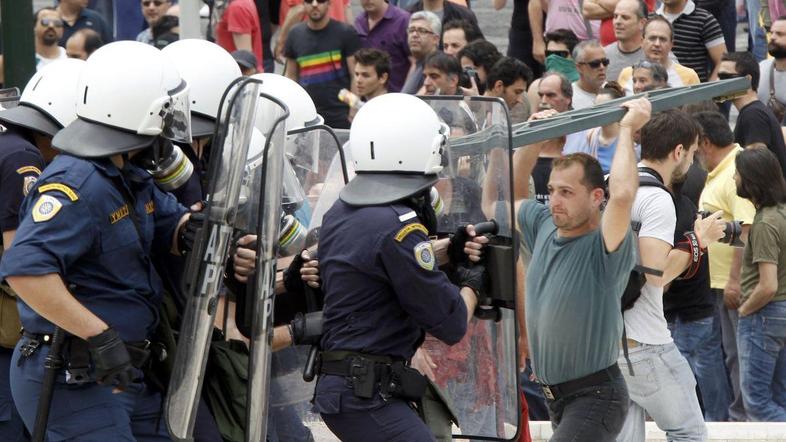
xmin=322 ymin=400 xmax=434 ymax=442
xmin=546 ymin=366 xmax=629 ymax=442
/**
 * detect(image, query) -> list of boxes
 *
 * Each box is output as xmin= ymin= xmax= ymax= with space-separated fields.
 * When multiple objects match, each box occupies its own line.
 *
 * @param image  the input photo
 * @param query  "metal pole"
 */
xmin=31 ymin=327 xmax=66 ymax=442
xmin=179 ymin=0 xmax=203 ymax=39
xmin=1 ymin=0 xmax=36 ymax=89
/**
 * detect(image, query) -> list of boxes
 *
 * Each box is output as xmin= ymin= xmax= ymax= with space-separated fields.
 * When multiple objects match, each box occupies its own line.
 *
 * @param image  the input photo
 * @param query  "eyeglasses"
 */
xmin=40 ymin=18 xmax=64 ymax=27
xmin=142 ymin=0 xmax=167 ymax=6
xmin=578 ymin=58 xmax=610 ymax=69
xmin=545 ymin=50 xmax=570 ymax=58
xmin=407 ymin=27 xmax=434 ymax=36
xmin=717 ymin=72 xmax=743 ymax=80
xmin=304 ymin=0 xmax=330 ymax=5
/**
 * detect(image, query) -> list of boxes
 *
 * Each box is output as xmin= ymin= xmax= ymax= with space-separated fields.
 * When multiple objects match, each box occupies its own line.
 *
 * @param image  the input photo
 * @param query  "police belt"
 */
xmin=21 ymin=330 xmax=152 ymax=378
xmin=540 ymin=363 xmax=621 ymax=401
xmin=319 ymin=350 xmax=427 ymax=401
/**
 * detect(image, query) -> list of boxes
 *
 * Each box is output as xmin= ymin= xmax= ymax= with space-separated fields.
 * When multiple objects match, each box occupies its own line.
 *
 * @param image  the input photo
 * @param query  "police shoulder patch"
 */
xmin=414 ymin=241 xmax=435 ymax=271
xmin=395 ymin=222 xmax=428 ymax=242
xmin=38 ymin=183 xmax=79 ymax=202
xmin=31 ymin=194 xmax=63 ymax=223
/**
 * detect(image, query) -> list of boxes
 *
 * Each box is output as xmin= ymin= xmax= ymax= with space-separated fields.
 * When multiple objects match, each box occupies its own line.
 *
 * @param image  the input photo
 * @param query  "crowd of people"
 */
xmin=1 ymin=0 xmax=786 ymax=441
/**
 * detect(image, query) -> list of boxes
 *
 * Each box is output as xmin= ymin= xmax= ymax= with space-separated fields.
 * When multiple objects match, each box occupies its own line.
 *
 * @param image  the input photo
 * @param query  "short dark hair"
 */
xmin=640 ymin=109 xmax=699 ymax=161
xmin=424 ymin=51 xmax=461 ymax=78
xmin=722 ymin=51 xmax=760 ymax=92
xmin=152 ymin=14 xmax=179 ymax=39
xmin=692 ymin=111 xmax=734 ymax=148
xmin=485 ymin=56 xmax=533 ymax=91
xmin=643 ymin=16 xmax=673 ymax=41
xmin=456 ymin=40 xmax=502 ymax=73
xmin=598 ymin=81 xmax=625 ymax=99
xmin=354 ymin=48 xmax=391 ymax=79
xmin=544 ymin=29 xmax=579 ymax=53
xmin=73 ymin=28 xmax=104 ymax=56
xmin=553 ymin=153 xmax=606 ymax=191
xmin=736 ymin=146 xmax=786 ymax=207
xmin=34 ymin=7 xmax=57 ymax=23
xmin=442 ymin=19 xmax=483 ymax=44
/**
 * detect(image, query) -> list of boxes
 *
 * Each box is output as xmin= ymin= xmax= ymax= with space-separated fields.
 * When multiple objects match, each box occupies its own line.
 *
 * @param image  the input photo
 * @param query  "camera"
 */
xmin=459 ymin=66 xmax=483 ymax=94
xmin=697 ymin=211 xmax=744 ymax=247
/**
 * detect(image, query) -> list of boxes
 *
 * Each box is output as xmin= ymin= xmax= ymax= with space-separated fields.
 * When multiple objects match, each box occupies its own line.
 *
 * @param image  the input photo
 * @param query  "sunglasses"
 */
xmin=142 ymin=0 xmax=167 ymax=6
xmin=579 ymin=58 xmax=610 ymax=69
xmin=40 ymin=18 xmax=64 ymax=27
xmin=304 ymin=0 xmax=330 ymax=4
xmin=717 ymin=72 xmax=743 ymax=80
xmin=545 ymin=50 xmax=570 ymax=58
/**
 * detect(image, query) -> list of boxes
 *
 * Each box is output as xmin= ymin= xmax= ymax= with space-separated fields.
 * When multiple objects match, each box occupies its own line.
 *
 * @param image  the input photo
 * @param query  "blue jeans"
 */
xmin=668 ymin=314 xmax=733 ymax=421
xmin=737 ymin=301 xmax=786 ymax=421
xmin=616 ymin=342 xmax=707 ymax=442
xmin=746 ymin=0 xmax=768 ymax=61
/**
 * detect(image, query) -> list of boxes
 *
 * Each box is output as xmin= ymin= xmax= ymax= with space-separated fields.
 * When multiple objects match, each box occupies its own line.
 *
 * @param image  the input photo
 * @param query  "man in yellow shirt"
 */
xmin=694 ymin=111 xmax=756 ymax=422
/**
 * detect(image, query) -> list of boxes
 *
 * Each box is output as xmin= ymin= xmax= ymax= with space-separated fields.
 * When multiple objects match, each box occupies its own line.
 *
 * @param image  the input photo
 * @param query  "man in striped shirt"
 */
xmin=655 ymin=0 xmax=726 ymax=82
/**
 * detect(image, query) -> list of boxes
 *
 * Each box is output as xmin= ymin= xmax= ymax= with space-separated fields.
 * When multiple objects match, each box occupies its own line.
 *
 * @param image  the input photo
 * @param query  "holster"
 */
xmin=319 ymin=351 xmax=427 ymax=401
xmin=381 ymin=361 xmax=427 ymax=402
xmin=417 ymin=378 xmax=460 ymax=441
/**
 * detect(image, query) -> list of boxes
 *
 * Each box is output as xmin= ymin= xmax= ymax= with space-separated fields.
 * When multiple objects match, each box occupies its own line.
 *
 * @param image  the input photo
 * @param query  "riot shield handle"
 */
xmin=473 ymin=220 xmax=499 ymax=236
xmin=303 ymin=345 xmax=319 ymax=382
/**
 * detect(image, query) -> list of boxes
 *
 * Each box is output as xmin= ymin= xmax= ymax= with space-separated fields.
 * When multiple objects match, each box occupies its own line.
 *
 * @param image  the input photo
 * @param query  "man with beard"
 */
xmin=136 ymin=0 xmax=172 ymax=44
xmin=285 ymin=0 xmax=361 ymax=129
xmin=757 ymin=16 xmax=786 ymax=119
xmin=616 ymin=109 xmax=727 ymax=442
xmin=571 ymin=40 xmax=608 ymax=109
xmin=34 ymin=8 xmax=68 ymax=71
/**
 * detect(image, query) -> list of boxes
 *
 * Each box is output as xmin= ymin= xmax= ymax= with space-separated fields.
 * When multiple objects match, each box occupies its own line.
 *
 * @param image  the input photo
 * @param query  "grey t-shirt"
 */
xmin=519 ymin=200 xmax=636 ymax=385
xmin=758 ymin=58 xmax=786 ymax=108
xmin=604 ymin=42 xmax=644 ymax=83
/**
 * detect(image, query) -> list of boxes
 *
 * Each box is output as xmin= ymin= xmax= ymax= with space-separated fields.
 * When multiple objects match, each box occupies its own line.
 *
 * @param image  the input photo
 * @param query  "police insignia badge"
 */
xmin=414 ymin=241 xmax=435 ymax=271
xmin=22 ymin=176 xmax=37 ymax=196
xmin=31 ymin=194 xmax=62 ymax=223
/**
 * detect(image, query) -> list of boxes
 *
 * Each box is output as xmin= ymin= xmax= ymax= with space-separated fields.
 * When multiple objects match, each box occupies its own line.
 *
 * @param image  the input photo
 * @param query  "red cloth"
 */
xmin=599 ymin=0 xmax=656 ymax=46
xmin=519 ymin=390 xmax=532 ymax=442
xmin=216 ymin=0 xmax=264 ymax=71
xmin=278 ymin=0 xmax=351 ymax=30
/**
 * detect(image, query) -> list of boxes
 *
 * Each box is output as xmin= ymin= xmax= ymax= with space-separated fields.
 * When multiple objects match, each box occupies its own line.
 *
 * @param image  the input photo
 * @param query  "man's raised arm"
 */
xmin=601 ymin=98 xmax=651 ymax=252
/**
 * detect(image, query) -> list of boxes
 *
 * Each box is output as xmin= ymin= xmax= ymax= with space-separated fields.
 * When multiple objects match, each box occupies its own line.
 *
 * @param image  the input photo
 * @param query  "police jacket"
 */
xmin=0 ymin=126 xmax=45 ymax=240
xmin=313 ymin=199 xmax=468 ymax=412
xmin=0 ymin=154 xmax=187 ymax=342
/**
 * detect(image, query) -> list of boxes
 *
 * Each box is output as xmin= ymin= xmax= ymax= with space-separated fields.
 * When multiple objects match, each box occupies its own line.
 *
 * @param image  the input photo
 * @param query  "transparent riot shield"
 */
xmin=165 ymin=77 xmax=264 ymax=441
xmin=260 ymin=125 xmax=347 ymax=442
xmin=0 ymin=87 xmax=20 ymax=110
xmin=241 ymin=92 xmax=290 ymax=442
xmin=420 ymin=95 xmax=521 ymax=441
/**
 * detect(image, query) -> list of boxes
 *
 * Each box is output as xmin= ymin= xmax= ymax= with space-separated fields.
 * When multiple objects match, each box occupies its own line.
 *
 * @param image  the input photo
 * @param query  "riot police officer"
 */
xmin=0 ymin=41 xmax=196 ymax=440
xmin=314 ymin=93 xmax=486 ymax=441
xmin=0 ymin=58 xmax=85 ymax=442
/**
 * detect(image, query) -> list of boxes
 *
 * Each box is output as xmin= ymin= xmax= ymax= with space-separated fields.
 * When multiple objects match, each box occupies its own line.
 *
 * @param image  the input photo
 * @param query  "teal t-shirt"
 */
xmin=519 ymin=200 xmax=636 ymax=385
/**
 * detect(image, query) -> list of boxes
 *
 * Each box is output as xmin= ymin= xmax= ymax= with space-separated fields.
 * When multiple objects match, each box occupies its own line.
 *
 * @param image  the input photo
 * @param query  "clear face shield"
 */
xmin=160 ymin=79 xmax=193 ymax=144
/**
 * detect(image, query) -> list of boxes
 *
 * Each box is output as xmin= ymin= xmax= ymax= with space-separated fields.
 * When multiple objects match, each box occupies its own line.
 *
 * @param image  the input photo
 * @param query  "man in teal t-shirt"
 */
xmin=514 ymin=97 xmax=649 ymax=441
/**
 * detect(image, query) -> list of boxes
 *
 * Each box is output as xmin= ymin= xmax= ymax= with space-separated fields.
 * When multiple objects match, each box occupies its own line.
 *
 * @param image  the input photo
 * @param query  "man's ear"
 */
xmin=380 ymin=72 xmax=389 ymax=86
xmin=673 ymin=143 xmax=685 ymax=161
xmin=493 ymin=79 xmax=505 ymax=94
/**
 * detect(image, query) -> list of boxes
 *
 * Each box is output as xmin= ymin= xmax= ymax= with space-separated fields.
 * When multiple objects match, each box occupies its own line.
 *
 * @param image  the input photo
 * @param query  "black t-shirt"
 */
xmin=285 ymin=20 xmax=361 ymax=129
xmin=663 ymin=169 xmax=714 ymax=322
xmin=532 ymin=156 xmax=554 ymax=205
xmin=0 ymin=126 xmax=45 ymax=242
xmin=734 ymin=100 xmax=786 ymax=177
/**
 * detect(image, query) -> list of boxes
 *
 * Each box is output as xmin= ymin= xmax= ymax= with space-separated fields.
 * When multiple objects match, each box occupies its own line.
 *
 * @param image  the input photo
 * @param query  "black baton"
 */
xmin=32 ymin=326 xmax=66 ymax=442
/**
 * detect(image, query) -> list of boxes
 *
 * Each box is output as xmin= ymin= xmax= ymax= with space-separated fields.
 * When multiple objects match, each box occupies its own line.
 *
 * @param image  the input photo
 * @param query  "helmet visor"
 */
xmin=160 ymin=80 xmax=192 ymax=143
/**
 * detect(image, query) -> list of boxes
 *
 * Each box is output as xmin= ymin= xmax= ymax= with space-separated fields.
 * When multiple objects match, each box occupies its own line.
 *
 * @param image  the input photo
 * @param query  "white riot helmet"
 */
xmin=251 ymin=73 xmax=322 ymax=134
xmin=0 ymin=58 xmax=85 ymax=137
xmin=162 ymin=39 xmax=241 ymax=137
xmin=53 ymin=41 xmax=191 ymax=157
xmin=340 ymin=93 xmax=448 ymax=206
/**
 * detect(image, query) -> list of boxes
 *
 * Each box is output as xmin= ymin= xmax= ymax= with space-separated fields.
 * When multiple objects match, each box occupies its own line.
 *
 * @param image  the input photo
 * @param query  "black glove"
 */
xmin=454 ymin=263 xmax=487 ymax=299
xmin=178 ymin=211 xmax=206 ymax=256
xmin=448 ymin=225 xmax=472 ymax=267
xmin=87 ymin=328 xmax=135 ymax=390
xmin=283 ymin=251 xmax=306 ymax=295
xmin=290 ymin=311 xmax=323 ymax=346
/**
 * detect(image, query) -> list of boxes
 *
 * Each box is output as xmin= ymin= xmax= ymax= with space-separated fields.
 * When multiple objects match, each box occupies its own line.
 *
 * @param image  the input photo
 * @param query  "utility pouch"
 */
xmin=350 ymin=356 xmax=376 ymax=399
xmin=388 ymin=361 xmax=427 ymax=401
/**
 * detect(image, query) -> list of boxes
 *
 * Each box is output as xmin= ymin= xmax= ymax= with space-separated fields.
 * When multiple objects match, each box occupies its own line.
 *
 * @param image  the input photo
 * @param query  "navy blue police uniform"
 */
xmin=314 ymin=199 xmax=469 ymax=442
xmin=0 ymin=153 xmax=186 ymax=441
xmin=0 ymin=125 xmax=45 ymax=441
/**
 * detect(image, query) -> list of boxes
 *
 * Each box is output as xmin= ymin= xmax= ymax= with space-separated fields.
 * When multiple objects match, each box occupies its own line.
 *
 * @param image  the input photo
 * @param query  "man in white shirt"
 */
xmin=618 ymin=109 xmax=726 ymax=441
xmin=572 ymin=40 xmax=608 ymax=109
xmin=34 ymin=8 xmax=68 ymax=71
